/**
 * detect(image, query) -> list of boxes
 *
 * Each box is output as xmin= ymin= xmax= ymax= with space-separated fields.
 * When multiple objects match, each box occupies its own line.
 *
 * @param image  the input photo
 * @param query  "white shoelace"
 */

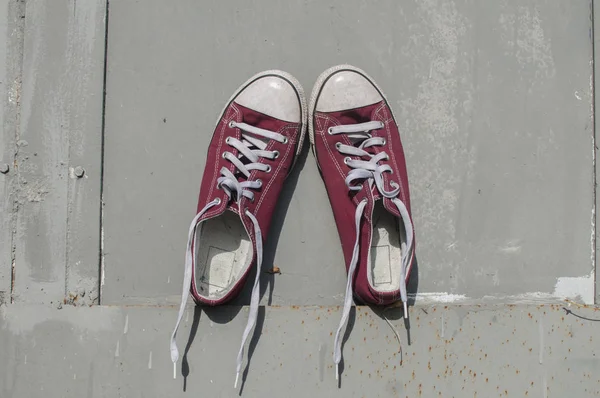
xmin=170 ymin=121 xmax=286 ymax=388
xmin=329 ymin=121 xmax=414 ymax=380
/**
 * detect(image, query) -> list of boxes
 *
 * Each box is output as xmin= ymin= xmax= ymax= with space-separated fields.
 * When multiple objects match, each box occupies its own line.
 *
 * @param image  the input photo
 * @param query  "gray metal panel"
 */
xmin=103 ymin=0 xmax=594 ymax=305
xmin=63 ymin=0 xmax=106 ymax=306
xmin=13 ymin=0 xmax=105 ymax=304
xmin=1 ymin=304 xmax=599 ymax=397
xmin=0 ymin=0 xmax=23 ymax=302
xmin=102 ymin=0 xmax=348 ymax=305
xmin=594 ymin=0 xmax=599 ymax=305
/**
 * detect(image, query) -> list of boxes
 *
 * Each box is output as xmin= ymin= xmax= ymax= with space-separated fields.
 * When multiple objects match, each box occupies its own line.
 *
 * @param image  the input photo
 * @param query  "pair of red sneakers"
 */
xmin=170 ymin=65 xmax=416 ymax=386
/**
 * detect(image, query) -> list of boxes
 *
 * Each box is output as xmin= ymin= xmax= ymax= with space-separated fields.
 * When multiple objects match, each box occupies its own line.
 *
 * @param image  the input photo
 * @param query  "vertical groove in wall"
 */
xmin=98 ymin=0 xmax=109 ymax=304
xmin=8 ymin=0 xmax=26 ymax=303
xmin=590 ymin=0 xmax=600 ymax=304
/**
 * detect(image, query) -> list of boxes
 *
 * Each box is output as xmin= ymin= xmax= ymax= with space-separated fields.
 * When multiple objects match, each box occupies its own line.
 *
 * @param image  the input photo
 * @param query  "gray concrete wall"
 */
xmin=104 ymin=0 xmax=595 ymax=307
xmin=0 ymin=0 xmax=598 ymax=397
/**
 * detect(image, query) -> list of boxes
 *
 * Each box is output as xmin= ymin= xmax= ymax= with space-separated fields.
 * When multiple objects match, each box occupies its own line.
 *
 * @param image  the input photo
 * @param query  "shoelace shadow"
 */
xmin=181 ymin=305 xmax=243 ymax=391
xmin=370 ymin=256 xmax=419 ymax=350
xmin=182 ymin=306 xmax=202 ymax=392
xmin=237 ymin=305 xmax=266 ymax=395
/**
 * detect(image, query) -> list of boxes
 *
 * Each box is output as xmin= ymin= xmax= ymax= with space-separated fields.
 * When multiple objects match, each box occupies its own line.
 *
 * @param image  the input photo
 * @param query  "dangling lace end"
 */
xmin=335 ymin=363 xmax=339 ymax=381
xmin=403 ymin=301 xmax=409 ymax=320
xmin=173 ymin=362 xmax=177 ymax=379
xmin=234 ymin=371 xmax=240 ymax=389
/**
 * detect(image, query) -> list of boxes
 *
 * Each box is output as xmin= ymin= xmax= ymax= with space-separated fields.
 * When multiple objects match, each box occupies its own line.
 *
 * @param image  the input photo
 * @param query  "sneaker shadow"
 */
xmin=183 ymin=305 xmax=267 ymax=396
xmin=369 ymin=256 xmax=419 ymax=348
xmin=232 ymin=135 xmax=309 ymax=305
xmin=182 ymin=305 xmax=244 ymax=391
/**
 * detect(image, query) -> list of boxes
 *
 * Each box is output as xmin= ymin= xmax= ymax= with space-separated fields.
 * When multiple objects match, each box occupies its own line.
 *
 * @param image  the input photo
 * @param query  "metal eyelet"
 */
xmin=249 ymin=196 xmax=255 ymax=203
xmin=335 ymin=142 xmax=342 ymax=150
xmin=256 ymin=178 xmax=262 ymax=186
xmin=382 ymin=138 xmax=387 ymax=145
xmin=343 ymin=157 xmax=350 ymax=165
xmin=283 ymin=137 xmax=289 ymax=144
xmin=228 ymin=121 xmax=236 ymax=128
xmin=265 ymin=165 xmax=272 ymax=173
xmin=273 ymin=150 xmax=280 ymax=159
xmin=225 ymin=137 xmax=231 ymax=144
xmin=222 ymin=151 xmax=228 ymax=159
xmin=328 ymin=127 xmax=334 ymax=135
xmin=214 ymin=198 xmax=221 ymax=205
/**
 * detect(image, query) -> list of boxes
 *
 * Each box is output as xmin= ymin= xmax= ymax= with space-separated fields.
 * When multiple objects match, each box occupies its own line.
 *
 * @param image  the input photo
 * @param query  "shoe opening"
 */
xmin=194 ymin=211 xmax=252 ymax=300
xmin=368 ymin=201 xmax=407 ymax=293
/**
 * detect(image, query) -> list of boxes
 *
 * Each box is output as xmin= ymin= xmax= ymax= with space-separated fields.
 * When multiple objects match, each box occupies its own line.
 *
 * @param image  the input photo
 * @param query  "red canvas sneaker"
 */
xmin=170 ymin=70 xmax=307 ymax=386
xmin=309 ymin=65 xmax=415 ymax=379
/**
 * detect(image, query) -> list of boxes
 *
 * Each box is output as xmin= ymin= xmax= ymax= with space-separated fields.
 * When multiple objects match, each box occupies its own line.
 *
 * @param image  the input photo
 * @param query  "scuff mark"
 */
xmin=538 ymin=319 xmax=544 ymax=364
xmin=100 ymin=225 xmax=105 ymax=289
xmin=318 ymin=343 xmax=325 ymax=383
xmin=553 ymin=271 xmax=594 ymax=304
xmin=441 ymin=314 xmax=445 ymax=338
xmin=498 ymin=242 xmax=522 ymax=254
xmin=148 ymin=351 xmax=152 ymax=369
xmin=542 ymin=374 xmax=548 ymax=398
xmin=412 ymin=292 xmax=468 ymax=303
xmin=24 ymin=180 xmax=49 ymax=202
xmin=114 ymin=340 xmax=120 ymax=357
xmin=123 ymin=314 xmax=128 ymax=334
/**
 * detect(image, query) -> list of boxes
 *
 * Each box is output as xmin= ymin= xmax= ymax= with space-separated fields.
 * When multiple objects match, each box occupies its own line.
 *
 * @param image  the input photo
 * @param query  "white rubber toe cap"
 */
xmin=234 ymin=75 xmax=301 ymax=123
xmin=315 ymin=70 xmax=383 ymax=113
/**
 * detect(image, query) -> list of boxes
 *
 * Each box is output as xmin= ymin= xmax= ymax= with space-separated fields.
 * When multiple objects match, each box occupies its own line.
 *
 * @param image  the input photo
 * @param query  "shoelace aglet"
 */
xmin=335 ymin=363 xmax=339 ymax=381
xmin=234 ymin=372 xmax=240 ymax=389
xmin=403 ymin=301 xmax=408 ymax=320
xmin=173 ymin=362 xmax=176 ymax=379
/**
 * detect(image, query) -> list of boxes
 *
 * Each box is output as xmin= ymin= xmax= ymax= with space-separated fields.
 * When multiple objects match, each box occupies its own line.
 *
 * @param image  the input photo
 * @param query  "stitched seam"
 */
xmin=316 ymin=114 xmax=346 ymax=181
xmin=202 ymin=105 xmax=240 ymax=218
xmin=374 ymin=101 xmax=386 ymax=115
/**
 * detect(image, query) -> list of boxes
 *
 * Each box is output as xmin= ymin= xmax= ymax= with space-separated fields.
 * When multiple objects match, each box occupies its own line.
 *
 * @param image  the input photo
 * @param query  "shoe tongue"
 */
xmin=367 ymin=179 xmax=382 ymax=201
xmin=235 ymin=102 xmax=289 ymax=133
xmin=324 ymin=101 xmax=383 ymax=125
